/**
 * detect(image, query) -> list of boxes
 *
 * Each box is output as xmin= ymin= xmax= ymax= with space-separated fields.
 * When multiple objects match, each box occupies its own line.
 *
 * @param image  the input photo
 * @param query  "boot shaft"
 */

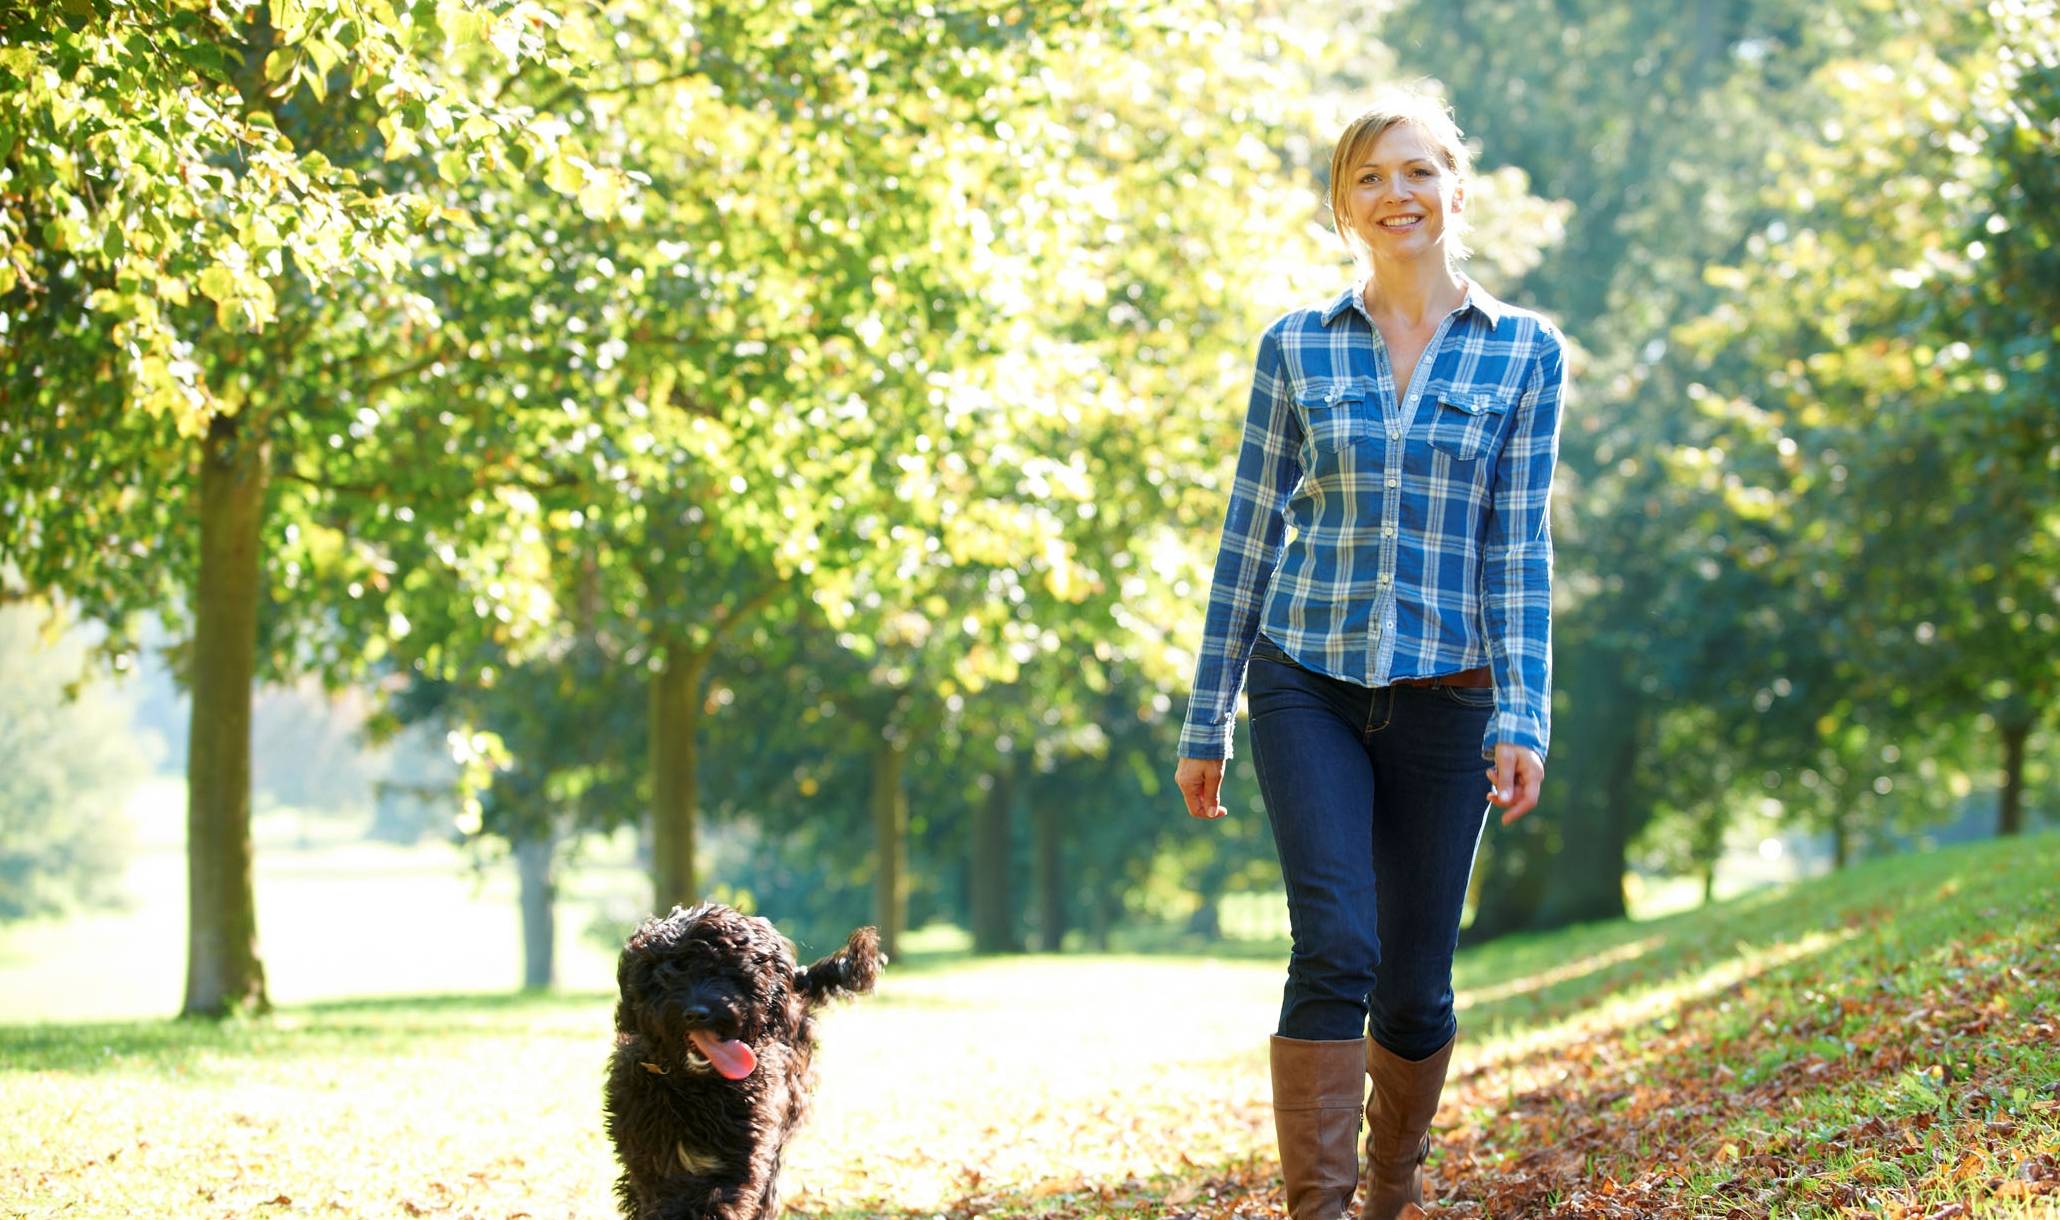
xmin=1269 ymin=1035 xmax=1365 ymax=1220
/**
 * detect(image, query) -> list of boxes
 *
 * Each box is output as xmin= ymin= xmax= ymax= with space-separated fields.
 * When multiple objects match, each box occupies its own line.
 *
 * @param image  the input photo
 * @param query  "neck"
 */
xmin=1361 ymin=257 xmax=1466 ymax=328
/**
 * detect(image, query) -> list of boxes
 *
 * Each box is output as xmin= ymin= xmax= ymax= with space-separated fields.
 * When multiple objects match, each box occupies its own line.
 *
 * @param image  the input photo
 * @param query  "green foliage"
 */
xmin=1681 ymin=0 xmax=2060 ymax=841
xmin=0 ymin=603 xmax=143 ymax=921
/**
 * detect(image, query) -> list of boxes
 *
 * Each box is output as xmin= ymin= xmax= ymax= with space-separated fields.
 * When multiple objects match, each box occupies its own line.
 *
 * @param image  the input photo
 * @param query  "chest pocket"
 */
xmin=1424 ymin=383 xmax=1516 ymax=462
xmin=1294 ymin=377 xmax=1377 ymax=456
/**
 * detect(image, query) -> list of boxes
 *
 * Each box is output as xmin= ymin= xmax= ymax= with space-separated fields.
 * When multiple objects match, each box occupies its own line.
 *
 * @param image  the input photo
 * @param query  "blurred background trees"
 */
xmin=2 ymin=0 xmax=2053 ymax=1013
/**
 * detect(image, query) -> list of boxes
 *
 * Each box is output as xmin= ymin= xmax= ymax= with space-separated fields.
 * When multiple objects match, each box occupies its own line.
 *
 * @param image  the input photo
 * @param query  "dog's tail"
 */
xmin=796 ymin=926 xmax=881 ymax=1003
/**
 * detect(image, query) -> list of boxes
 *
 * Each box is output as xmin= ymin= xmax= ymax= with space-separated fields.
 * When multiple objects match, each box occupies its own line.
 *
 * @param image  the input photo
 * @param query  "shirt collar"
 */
xmin=1320 ymin=277 xmax=1508 ymax=330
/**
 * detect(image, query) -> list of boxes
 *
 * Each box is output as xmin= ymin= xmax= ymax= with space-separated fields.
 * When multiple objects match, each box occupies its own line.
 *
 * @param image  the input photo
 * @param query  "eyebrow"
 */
xmin=1353 ymin=156 xmax=1438 ymax=171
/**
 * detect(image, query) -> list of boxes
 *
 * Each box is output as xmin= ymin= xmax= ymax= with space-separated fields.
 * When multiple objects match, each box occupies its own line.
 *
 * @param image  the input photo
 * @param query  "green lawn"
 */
xmin=3 ymin=832 xmax=2056 ymax=1218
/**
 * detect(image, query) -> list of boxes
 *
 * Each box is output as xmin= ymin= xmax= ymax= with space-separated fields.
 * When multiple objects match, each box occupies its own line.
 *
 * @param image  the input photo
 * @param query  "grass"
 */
xmin=3 ymin=832 xmax=2056 ymax=1218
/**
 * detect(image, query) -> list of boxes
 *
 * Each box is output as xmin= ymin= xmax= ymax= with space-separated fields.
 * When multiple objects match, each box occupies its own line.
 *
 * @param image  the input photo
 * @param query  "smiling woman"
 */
xmin=1172 ymin=86 xmax=1568 ymax=1220
xmin=1327 ymin=96 xmax=1476 ymax=270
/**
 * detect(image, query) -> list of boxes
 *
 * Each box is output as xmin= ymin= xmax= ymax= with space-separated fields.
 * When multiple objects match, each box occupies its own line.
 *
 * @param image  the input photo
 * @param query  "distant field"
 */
xmin=0 ymin=777 xmax=644 ymax=1021
xmin=4 ymin=831 xmax=2055 ymax=1218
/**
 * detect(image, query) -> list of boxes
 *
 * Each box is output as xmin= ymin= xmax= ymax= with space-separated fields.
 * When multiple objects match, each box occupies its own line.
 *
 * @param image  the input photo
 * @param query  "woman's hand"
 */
xmin=1175 ymin=757 xmax=1228 ymax=820
xmin=1486 ymin=744 xmax=1544 ymax=825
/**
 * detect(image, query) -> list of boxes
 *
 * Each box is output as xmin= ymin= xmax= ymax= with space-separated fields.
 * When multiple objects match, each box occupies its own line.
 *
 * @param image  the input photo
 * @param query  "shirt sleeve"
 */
xmin=1178 ymin=325 xmax=1302 ymax=760
xmin=1479 ymin=326 xmax=1565 ymax=762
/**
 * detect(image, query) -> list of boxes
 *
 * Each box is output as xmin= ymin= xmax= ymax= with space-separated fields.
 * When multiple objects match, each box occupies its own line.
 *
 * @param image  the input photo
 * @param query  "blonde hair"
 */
xmin=1327 ymin=88 xmax=1473 ymax=265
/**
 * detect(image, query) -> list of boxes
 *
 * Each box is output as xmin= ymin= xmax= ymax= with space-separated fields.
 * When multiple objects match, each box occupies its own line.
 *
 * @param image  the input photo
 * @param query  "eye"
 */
xmin=1359 ymin=172 xmax=1379 ymax=185
xmin=1410 ymin=167 xmax=1433 ymax=179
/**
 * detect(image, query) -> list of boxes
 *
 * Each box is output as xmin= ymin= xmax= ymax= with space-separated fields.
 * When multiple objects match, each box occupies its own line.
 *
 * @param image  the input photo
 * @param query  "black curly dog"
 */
xmin=605 ymin=902 xmax=880 ymax=1220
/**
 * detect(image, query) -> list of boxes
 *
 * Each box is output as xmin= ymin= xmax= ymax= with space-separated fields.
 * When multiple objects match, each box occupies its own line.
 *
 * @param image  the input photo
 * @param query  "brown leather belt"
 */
xmin=1389 ymin=666 xmax=1492 ymax=689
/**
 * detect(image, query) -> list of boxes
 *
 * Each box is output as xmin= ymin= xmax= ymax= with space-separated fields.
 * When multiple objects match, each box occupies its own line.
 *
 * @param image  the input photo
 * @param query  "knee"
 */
xmin=1368 ymin=989 xmax=1456 ymax=1059
xmin=1289 ymin=922 xmax=1381 ymax=988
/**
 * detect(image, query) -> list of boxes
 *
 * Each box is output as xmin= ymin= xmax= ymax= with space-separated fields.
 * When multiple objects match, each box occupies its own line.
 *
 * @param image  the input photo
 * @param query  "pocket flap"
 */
xmin=1435 ymin=386 xmax=1514 ymax=416
xmin=1295 ymin=376 xmax=1378 ymax=407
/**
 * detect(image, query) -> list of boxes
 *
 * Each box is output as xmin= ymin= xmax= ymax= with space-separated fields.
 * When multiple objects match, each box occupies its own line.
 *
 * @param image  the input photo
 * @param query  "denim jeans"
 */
xmin=1245 ymin=634 xmax=1494 ymax=1060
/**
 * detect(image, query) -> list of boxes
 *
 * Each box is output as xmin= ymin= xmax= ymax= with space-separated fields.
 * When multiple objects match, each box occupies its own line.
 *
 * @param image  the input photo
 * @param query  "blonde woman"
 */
xmin=1175 ymin=91 xmax=1565 ymax=1220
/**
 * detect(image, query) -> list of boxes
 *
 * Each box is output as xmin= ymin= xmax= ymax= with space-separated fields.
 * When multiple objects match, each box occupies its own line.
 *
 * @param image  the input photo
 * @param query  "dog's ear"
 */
xmin=795 ymin=926 xmax=882 ymax=1005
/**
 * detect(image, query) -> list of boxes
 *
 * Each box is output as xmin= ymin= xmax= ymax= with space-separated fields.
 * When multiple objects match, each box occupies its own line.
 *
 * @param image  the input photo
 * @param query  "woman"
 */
xmin=1174 ymin=90 xmax=1565 ymax=1220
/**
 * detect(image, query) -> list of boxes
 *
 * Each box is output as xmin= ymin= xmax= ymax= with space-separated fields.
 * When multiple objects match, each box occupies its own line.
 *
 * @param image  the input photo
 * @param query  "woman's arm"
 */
xmin=1176 ymin=324 xmax=1303 ymax=763
xmin=1478 ymin=327 xmax=1566 ymax=771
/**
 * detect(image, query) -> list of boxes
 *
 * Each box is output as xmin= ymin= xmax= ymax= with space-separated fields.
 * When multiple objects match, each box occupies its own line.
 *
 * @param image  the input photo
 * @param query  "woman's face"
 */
xmin=1342 ymin=121 xmax=1464 ymax=263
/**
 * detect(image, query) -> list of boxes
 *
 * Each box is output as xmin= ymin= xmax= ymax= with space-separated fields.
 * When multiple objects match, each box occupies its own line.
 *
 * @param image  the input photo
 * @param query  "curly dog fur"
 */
xmin=604 ymin=903 xmax=879 ymax=1220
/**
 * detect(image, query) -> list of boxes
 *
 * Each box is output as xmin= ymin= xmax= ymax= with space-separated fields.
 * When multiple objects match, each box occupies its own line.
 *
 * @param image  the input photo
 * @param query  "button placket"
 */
xmin=1371 ymin=309 xmax=1461 ymax=685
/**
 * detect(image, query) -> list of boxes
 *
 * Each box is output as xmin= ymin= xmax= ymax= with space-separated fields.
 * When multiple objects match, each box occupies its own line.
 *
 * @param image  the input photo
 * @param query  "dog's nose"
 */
xmin=682 ymin=1003 xmax=711 ymax=1023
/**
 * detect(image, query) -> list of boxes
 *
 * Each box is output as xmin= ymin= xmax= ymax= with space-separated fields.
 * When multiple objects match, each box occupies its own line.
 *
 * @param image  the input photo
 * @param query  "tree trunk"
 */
xmin=1035 ymin=789 xmax=1065 ymax=952
xmin=971 ymin=761 xmax=1018 ymax=954
xmin=182 ymin=414 xmax=270 ymax=1018
xmin=1830 ymin=807 xmax=1852 ymax=870
xmin=1536 ymin=686 xmax=1641 ymax=928
xmin=515 ymin=829 xmax=556 ymax=990
xmin=1997 ymin=716 xmax=2031 ymax=837
xmin=870 ymin=735 xmax=908 ymax=960
xmin=1468 ymin=644 xmax=1640 ymax=942
xmin=650 ymin=637 xmax=707 ymax=914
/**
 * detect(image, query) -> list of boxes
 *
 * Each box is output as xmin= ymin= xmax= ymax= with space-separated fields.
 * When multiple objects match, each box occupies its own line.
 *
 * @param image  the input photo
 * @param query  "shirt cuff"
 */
xmin=1178 ymin=719 xmax=1235 ymax=761
xmin=1481 ymin=711 xmax=1547 ymax=762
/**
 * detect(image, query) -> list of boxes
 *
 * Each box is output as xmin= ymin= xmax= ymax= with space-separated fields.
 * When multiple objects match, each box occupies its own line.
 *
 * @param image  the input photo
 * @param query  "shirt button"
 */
xmin=1389 ymin=428 xmax=1401 ymax=440
xmin=1385 ymin=476 xmax=1398 ymax=488
xmin=1384 ymin=526 xmax=1397 ymax=538
xmin=1379 ymin=573 xmax=1392 ymax=585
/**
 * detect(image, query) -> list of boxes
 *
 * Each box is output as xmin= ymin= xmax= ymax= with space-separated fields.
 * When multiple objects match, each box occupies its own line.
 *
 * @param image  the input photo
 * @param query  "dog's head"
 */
xmin=614 ymin=903 xmax=881 ymax=1081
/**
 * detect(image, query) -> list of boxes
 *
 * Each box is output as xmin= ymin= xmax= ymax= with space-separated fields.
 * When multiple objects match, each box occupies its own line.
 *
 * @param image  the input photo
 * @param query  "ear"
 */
xmin=795 ymin=926 xmax=882 ymax=1006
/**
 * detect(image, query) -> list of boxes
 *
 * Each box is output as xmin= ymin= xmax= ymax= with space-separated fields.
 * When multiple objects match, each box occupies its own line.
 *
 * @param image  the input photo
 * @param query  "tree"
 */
xmin=379 ymin=626 xmax=644 ymax=990
xmin=1682 ymin=0 xmax=2060 ymax=849
xmin=1 ymin=0 xmax=603 ymax=1014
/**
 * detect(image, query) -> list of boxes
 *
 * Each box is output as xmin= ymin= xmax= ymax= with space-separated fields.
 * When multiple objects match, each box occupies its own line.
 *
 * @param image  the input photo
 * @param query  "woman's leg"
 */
xmin=1246 ymin=645 xmax=1382 ymax=1041
xmin=1365 ymin=685 xmax=1494 ymax=1057
xmin=1359 ymin=683 xmax=1495 ymax=1220
xmin=1245 ymin=641 xmax=1380 ymax=1220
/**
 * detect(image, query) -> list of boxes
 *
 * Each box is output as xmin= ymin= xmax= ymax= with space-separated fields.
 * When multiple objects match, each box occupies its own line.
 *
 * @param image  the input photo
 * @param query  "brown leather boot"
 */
xmin=1361 ymin=1034 xmax=1455 ymax=1220
xmin=1269 ymin=1035 xmax=1365 ymax=1220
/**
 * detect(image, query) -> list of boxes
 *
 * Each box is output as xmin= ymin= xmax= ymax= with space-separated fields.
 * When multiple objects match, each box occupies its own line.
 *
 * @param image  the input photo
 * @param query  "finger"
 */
xmin=1484 ymin=763 xmax=1511 ymax=808
xmin=1201 ymin=770 xmax=1225 ymax=819
xmin=1502 ymin=762 xmax=1542 ymax=823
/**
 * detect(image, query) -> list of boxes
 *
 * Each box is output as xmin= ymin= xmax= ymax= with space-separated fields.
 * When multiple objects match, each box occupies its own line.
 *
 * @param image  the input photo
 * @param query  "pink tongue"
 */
xmin=688 ymin=1029 xmax=757 ymax=1080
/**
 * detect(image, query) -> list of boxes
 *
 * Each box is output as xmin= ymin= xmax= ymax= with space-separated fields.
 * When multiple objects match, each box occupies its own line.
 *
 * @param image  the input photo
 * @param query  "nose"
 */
xmin=682 ymin=1003 xmax=711 ymax=1024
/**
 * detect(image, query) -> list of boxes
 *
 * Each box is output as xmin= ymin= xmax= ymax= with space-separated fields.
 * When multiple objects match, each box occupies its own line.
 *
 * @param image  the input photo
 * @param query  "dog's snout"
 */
xmin=681 ymin=1003 xmax=712 ymax=1024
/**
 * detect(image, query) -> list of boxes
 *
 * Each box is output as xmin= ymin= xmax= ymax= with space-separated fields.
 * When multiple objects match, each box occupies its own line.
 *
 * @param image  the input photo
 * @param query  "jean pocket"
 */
xmin=1248 ymin=634 xmax=1294 ymax=666
xmin=1438 ymin=683 xmax=1496 ymax=709
xmin=1424 ymin=385 xmax=1514 ymax=462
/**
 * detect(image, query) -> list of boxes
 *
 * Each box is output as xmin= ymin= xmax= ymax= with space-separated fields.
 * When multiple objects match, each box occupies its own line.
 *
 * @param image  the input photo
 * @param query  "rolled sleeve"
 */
xmin=1478 ymin=330 xmax=1564 ymax=762
xmin=1178 ymin=326 xmax=1301 ymax=760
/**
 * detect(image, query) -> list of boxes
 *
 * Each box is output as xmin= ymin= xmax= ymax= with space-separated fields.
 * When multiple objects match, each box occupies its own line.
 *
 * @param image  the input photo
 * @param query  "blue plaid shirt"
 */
xmin=1178 ymin=280 xmax=1565 ymax=762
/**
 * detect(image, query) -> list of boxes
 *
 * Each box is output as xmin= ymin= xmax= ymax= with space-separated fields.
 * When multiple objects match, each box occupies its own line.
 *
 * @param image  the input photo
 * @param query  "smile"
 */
xmin=1378 ymin=216 xmax=1424 ymax=229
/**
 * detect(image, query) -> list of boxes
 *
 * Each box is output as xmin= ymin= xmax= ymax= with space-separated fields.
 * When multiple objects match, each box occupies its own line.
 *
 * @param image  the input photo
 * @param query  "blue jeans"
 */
xmin=1245 ymin=634 xmax=1494 ymax=1060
